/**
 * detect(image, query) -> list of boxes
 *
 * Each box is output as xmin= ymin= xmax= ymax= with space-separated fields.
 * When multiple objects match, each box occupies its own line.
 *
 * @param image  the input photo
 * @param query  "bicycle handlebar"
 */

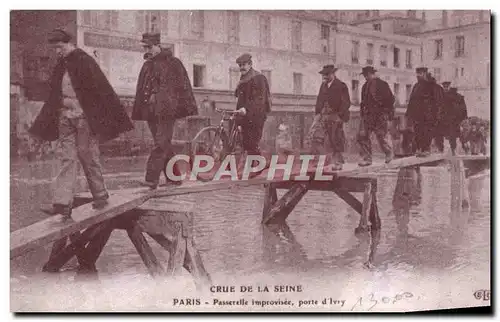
xmin=215 ymin=107 xmax=241 ymax=115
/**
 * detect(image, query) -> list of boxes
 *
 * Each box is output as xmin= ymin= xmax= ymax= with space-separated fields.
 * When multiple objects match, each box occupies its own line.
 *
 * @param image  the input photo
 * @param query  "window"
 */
xmin=227 ymin=11 xmax=240 ymax=44
xmin=351 ymin=80 xmax=360 ymax=104
xmin=291 ymin=20 xmax=302 ymax=52
xmin=82 ymin=10 xmax=119 ymax=30
xmin=393 ymin=47 xmax=400 ymax=68
xmin=190 ymin=11 xmax=204 ymax=39
xmin=351 ymin=40 xmax=360 ymax=64
xmin=455 ymin=36 xmax=465 ymax=57
xmin=293 ymin=73 xmax=303 ymax=95
xmin=433 ymin=67 xmax=441 ymax=81
xmin=320 ymin=24 xmax=330 ymax=54
xmin=380 ymin=45 xmax=387 ymax=66
xmin=405 ymin=50 xmax=412 ymax=69
xmin=373 ymin=23 xmax=382 ymax=31
xmin=434 ymin=39 xmax=443 ymax=59
xmin=407 ymin=10 xmax=417 ymax=18
xmin=393 ymin=83 xmax=400 ymax=106
xmin=229 ymin=68 xmax=240 ymax=90
xmin=366 ymin=43 xmax=374 ymax=65
xmin=455 ymin=68 xmax=459 ymax=78
xmin=259 ymin=16 xmax=271 ymax=48
xmin=144 ymin=10 xmax=160 ymax=33
xmin=193 ymin=64 xmax=205 ymax=88
xmin=461 ymin=67 xmax=464 ymax=76
xmin=406 ymin=84 xmax=412 ymax=103
xmin=262 ymin=70 xmax=272 ymax=91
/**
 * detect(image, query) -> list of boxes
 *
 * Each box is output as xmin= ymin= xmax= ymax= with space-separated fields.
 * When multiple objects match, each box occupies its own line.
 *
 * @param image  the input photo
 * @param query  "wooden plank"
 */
xmin=360 ymin=182 xmax=373 ymax=231
xmin=262 ymin=184 xmax=278 ymax=220
xmin=185 ymin=239 xmax=211 ymax=287
xmin=78 ymin=224 xmax=114 ymax=270
xmin=454 ymin=155 xmax=490 ymax=160
xmin=332 ymin=189 xmax=363 ymax=215
xmin=369 ymin=182 xmax=381 ymax=230
xmin=11 ymin=190 xmax=151 ymax=259
xmin=166 ymin=223 xmax=187 ymax=277
xmin=450 ymin=158 xmax=466 ymax=212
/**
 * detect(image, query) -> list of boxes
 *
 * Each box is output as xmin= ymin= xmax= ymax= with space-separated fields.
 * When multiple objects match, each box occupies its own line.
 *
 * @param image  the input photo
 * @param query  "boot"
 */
xmin=385 ymin=152 xmax=393 ymax=164
xmin=40 ymin=203 xmax=72 ymax=218
xmin=92 ymin=194 xmax=110 ymax=210
xmin=358 ymin=160 xmax=372 ymax=167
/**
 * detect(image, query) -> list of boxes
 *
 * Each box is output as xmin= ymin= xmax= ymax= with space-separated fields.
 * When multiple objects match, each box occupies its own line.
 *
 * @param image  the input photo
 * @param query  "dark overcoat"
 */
xmin=438 ymin=91 xmax=468 ymax=138
xmin=360 ymin=77 xmax=395 ymax=122
xmin=315 ymin=78 xmax=351 ymax=122
xmin=132 ymin=50 xmax=198 ymax=121
xmin=235 ymin=68 xmax=272 ymax=123
xmin=28 ymin=48 xmax=134 ymax=142
xmin=406 ymin=79 xmax=443 ymax=124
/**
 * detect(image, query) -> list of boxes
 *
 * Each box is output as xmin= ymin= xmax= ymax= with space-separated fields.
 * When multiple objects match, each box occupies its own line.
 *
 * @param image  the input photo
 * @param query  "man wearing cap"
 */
xmin=30 ymin=29 xmax=134 ymax=218
xmin=406 ymin=67 xmax=443 ymax=157
xmin=306 ymin=64 xmax=351 ymax=170
xmin=357 ymin=66 xmax=395 ymax=166
xmin=434 ymin=81 xmax=468 ymax=155
xmin=233 ymin=53 xmax=272 ymax=172
xmin=132 ymin=33 xmax=198 ymax=189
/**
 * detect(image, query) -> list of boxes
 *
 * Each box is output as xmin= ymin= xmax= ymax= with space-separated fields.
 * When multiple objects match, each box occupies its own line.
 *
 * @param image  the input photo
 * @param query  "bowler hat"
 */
xmin=141 ymin=32 xmax=161 ymax=46
xmin=442 ymin=81 xmax=451 ymax=86
xmin=415 ymin=67 xmax=428 ymax=73
xmin=319 ymin=64 xmax=338 ymax=75
xmin=236 ymin=53 xmax=252 ymax=64
xmin=360 ymin=66 xmax=377 ymax=75
xmin=48 ymin=29 xmax=72 ymax=44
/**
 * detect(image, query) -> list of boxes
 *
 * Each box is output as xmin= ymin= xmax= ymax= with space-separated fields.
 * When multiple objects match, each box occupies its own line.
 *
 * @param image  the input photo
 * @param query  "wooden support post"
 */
xmin=332 ymin=189 xmax=363 ymax=215
xmin=368 ymin=180 xmax=381 ymax=231
xmin=451 ymin=158 xmax=468 ymax=212
xmin=262 ymin=182 xmax=309 ymax=225
xmin=166 ymin=222 xmax=187 ymax=277
xmin=42 ymin=223 xmax=107 ymax=272
xmin=262 ymin=184 xmax=278 ymax=221
xmin=126 ymin=222 xmax=164 ymax=277
xmin=356 ymin=182 xmax=373 ymax=234
xmin=77 ymin=225 xmax=113 ymax=274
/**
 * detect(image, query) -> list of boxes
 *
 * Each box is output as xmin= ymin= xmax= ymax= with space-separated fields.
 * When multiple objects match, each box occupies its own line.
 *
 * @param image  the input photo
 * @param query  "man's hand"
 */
xmin=149 ymin=93 xmax=157 ymax=104
xmin=237 ymin=107 xmax=247 ymax=116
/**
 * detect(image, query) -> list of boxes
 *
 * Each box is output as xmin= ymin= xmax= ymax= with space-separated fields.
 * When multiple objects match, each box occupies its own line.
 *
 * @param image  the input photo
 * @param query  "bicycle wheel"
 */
xmin=191 ymin=126 xmax=230 ymax=165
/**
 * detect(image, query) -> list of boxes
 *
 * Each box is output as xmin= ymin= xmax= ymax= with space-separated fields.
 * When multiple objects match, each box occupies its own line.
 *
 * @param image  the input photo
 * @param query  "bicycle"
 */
xmin=190 ymin=107 xmax=245 ymax=168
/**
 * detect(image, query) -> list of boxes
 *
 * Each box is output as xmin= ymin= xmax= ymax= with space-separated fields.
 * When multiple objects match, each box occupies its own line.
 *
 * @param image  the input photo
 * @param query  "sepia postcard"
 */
xmin=9 ymin=8 xmax=491 ymax=313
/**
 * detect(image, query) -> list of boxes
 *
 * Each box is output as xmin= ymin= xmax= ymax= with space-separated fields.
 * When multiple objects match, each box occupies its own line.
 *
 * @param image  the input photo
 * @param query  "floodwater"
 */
xmin=10 ymin=155 xmax=491 ymax=312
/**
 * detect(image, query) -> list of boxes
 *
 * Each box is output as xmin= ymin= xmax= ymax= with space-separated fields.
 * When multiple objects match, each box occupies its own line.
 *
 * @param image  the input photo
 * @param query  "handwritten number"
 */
xmin=368 ymin=293 xmax=378 ymax=311
xmin=350 ymin=297 xmax=363 ymax=311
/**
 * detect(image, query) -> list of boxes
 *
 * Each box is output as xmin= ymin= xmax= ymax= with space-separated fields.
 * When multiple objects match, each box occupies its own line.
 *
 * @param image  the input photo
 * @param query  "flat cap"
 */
xmin=236 ymin=53 xmax=252 ymax=64
xmin=319 ymin=64 xmax=338 ymax=75
xmin=141 ymin=32 xmax=161 ymax=46
xmin=415 ymin=67 xmax=428 ymax=73
xmin=48 ymin=29 xmax=72 ymax=43
xmin=360 ymin=66 xmax=377 ymax=75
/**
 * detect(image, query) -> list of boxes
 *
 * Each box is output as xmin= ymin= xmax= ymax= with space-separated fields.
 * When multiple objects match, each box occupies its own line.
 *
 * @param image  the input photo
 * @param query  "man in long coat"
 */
xmin=406 ymin=67 xmax=443 ymax=157
xmin=434 ymin=81 xmax=468 ymax=155
xmin=306 ymin=64 xmax=351 ymax=170
xmin=132 ymin=33 xmax=198 ymax=189
xmin=30 ymin=29 xmax=134 ymax=218
xmin=357 ymin=66 xmax=395 ymax=166
xmin=233 ymin=53 xmax=272 ymax=173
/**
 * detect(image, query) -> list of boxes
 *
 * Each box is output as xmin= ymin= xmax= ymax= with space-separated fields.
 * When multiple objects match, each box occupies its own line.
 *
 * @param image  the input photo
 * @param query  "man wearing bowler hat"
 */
xmin=406 ymin=67 xmax=442 ymax=157
xmin=233 ymin=53 xmax=272 ymax=173
xmin=357 ymin=66 xmax=395 ymax=166
xmin=306 ymin=64 xmax=351 ymax=170
xmin=132 ymin=32 xmax=198 ymax=189
xmin=30 ymin=29 xmax=134 ymax=218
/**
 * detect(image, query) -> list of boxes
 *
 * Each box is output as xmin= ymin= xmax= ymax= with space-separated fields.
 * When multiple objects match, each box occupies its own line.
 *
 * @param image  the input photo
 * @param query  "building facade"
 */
xmin=10 ymin=10 xmax=491 ymax=157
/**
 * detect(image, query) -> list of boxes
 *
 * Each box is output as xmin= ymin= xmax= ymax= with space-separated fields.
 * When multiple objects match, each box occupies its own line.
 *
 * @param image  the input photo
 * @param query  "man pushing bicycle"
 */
xmin=233 ymin=53 xmax=272 ymax=174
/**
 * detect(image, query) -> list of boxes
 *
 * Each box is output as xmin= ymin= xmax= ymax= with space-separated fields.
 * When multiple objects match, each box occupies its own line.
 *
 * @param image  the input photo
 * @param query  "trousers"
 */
xmin=53 ymin=115 xmax=108 ymax=206
xmin=357 ymin=116 xmax=392 ymax=161
xmin=306 ymin=113 xmax=345 ymax=164
xmin=413 ymin=120 xmax=434 ymax=152
xmin=237 ymin=116 xmax=266 ymax=156
xmin=145 ymin=118 xmax=178 ymax=184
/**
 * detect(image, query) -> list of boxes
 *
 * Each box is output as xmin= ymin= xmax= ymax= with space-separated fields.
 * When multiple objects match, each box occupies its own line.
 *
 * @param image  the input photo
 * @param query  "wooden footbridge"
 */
xmin=10 ymin=153 xmax=490 ymax=287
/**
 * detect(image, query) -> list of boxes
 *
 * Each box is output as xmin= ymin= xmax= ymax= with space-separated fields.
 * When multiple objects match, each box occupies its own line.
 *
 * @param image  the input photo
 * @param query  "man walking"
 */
xmin=233 ymin=53 xmax=272 ymax=173
xmin=434 ymin=81 xmax=468 ymax=155
xmin=307 ymin=65 xmax=351 ymax=171
xmin=357 ymin=66 xmax=395 ymax=166
xmin=30 ymin=29 xmax=134 ymax=218
xmin=132 ymin=33 xmax=198 ymax=189
xmin=406 ymin=67 xmax=443 ymax=157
